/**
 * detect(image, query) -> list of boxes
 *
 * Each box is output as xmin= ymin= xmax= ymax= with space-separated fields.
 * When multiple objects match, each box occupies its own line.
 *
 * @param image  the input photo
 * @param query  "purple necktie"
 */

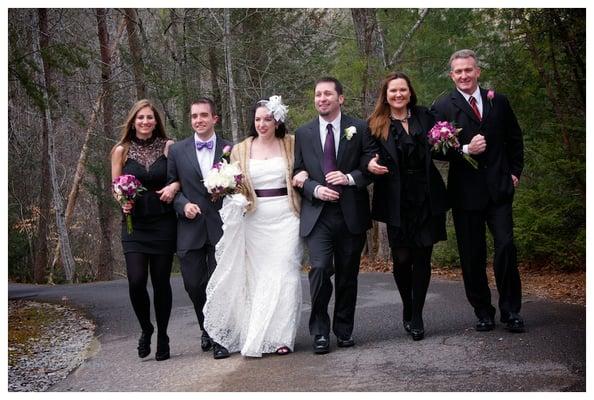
xmin=196 ymin=140 xmax=214 ymax=151
xmin=323 ymin=124 xmax=341 ymax=193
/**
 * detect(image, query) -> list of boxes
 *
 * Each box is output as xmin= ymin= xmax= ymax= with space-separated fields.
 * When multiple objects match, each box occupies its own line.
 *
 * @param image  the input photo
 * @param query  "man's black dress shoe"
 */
xmin=411 ymin=328 xmax=425 ymax=341
xmin=201 ymin=331 xmax=213 ymax=352
xmin=213 ymin=342 xmax=230 ymax=359
xmin=137 ymin=329 xmax=153 ymax=358
xmin=336 ymin=336 xmax=355 ymax=348
xmin=155 ymin=334 xmax=170 ymax=361
xmin=403 ymin=320 xmax=412 ymax=333
xmin=501 ymin=314 xmax=525 ymax=333
xmin=475 ymin=316 xmax=495 ymax=332
xmin=313 ymin=335 xmax=330 ymax=354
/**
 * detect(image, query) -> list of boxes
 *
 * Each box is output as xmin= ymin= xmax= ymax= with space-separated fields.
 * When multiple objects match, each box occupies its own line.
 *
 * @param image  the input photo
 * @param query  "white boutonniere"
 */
xmin=343 ymin=126 xmax=357 ymax=140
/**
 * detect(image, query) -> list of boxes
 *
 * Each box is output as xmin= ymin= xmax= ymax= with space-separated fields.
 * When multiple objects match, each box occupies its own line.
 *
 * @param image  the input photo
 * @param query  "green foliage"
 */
xmin=7 ymin=212 xmax=33 ymax=283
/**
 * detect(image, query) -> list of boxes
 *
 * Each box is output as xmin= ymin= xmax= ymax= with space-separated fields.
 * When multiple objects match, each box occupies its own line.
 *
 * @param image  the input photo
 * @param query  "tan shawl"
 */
xmin=230 ymin=135 xmax=301 ymax=216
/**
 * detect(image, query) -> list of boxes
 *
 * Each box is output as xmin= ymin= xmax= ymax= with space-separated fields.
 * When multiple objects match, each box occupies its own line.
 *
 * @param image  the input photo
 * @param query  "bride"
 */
xmin=204 ymin=96 xmax=305 ymax=357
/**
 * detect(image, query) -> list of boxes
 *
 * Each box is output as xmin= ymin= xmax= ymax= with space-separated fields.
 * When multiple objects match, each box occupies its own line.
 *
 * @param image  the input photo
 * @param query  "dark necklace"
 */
xmin=390 ymin=108 xmax=411 ymax=123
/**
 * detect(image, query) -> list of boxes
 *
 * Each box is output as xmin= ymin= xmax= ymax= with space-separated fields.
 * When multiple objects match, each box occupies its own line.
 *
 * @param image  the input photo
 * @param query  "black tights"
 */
xmin=124 ymin=252 xmax=173 ymax=338
xmin=391 ymin=246 xmax=433 ymax=330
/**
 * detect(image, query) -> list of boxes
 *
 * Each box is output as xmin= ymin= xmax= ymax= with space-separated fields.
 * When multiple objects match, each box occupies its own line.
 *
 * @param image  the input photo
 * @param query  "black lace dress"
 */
xmin=388 ymin=117 xmax=446 ymax=248
xmin=120 ymin=136 xmax=177 ymax=254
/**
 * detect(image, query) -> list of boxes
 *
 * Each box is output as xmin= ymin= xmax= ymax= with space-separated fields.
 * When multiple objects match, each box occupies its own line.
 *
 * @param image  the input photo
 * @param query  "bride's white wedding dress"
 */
xmin=204 ymin=157 xmax=303 ymax=357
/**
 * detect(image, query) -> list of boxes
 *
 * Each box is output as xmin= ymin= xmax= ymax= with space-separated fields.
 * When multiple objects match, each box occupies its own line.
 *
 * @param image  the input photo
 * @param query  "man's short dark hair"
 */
xmin=314 ymin=76 xmax=343 ymax=96
xmin=190 ymin=97 xmax=217 ymax=115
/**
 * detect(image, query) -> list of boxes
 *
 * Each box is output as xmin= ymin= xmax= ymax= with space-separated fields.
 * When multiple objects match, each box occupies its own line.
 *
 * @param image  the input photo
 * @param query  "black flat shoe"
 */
xmin=411 ymin=328 xmax=425 ymax=341
xmin=213 ymin=342 xmax=230 ymax=359
xmin=201 ymin=332 xmax=213 ymax=352
xmin=475 ymin=316 xmax=495 ymax=332
xmin=155 ymin=334 xmax=170 ymax=361
xmin=336 ymin=336 xmax=355 ymax=348
xmin=137 ymin=329 xmax=153 ymax=358
xmin=313 ymin=335 xmax=330 ymax=354
xmin=403 ymin=320 xmax=411 ymax=333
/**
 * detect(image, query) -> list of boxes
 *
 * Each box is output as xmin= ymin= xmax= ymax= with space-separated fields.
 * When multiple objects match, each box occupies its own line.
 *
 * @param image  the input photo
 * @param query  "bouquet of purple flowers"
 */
xmin=427 ymin=121 xmax=478 ymax=169
xmin=112 ymin=174 xmax=147 ymax=234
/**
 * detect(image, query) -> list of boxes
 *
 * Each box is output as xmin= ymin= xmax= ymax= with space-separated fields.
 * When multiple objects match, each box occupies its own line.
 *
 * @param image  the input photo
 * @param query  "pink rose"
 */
xmin=487 ymin=89 xmax=495 ymax=100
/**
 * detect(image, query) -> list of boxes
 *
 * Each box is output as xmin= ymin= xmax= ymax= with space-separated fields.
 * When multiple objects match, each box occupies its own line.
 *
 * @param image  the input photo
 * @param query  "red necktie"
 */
xmin=469 ymin=96 xmax=481 ymax=121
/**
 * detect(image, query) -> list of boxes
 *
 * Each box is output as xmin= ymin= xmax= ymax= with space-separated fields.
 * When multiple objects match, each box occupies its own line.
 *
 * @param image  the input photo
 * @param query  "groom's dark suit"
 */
xmin=294 ymin=114 xmax=372 ymax=339
xmin=431 ymin=88 xmax=524 ymax=321
xmin=167 ymin=135 xmax=232 ymax=332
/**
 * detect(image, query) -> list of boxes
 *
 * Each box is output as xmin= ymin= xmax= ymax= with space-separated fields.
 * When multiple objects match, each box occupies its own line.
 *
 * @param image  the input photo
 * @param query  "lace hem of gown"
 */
xmin=204 ymin=193 xmax=303 ymax=357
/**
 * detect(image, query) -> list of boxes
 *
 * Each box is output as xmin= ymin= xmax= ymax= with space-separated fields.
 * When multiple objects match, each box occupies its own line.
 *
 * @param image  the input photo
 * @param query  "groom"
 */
xmin=167 ymin=97 xmax=233 ymax=359
xmin=293 ymin=77 xmax=372 ymax=354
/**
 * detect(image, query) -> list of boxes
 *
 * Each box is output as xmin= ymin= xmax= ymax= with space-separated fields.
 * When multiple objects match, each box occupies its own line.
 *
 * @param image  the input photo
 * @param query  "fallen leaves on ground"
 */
xmin=359 ymin=257 xmax=585 ymax=306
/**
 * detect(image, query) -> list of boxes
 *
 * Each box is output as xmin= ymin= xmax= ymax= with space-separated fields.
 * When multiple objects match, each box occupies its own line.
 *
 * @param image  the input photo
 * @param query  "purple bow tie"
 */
xmin=196 ymin=140 xmax=214 ymax=151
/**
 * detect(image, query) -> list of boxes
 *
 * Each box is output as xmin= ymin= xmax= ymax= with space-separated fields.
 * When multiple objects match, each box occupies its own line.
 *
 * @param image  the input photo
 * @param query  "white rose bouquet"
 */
xmin=203 ymin=159 xmax=244 ymax=202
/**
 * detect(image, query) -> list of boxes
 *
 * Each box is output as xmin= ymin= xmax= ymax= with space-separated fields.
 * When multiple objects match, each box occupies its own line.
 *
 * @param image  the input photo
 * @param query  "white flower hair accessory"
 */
xmin=259 ymin=95 xmax=288 ymax=123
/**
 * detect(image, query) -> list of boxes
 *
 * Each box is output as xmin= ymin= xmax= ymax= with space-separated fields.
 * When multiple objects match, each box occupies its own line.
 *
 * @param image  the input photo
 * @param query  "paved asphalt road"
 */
xmin=8 ymin=272 xmax=586 ymax=392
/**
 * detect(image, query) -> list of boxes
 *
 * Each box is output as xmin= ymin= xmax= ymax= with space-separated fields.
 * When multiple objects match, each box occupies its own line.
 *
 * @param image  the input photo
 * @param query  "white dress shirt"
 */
xmin=314 ymin=113 xmax=355 ymax=199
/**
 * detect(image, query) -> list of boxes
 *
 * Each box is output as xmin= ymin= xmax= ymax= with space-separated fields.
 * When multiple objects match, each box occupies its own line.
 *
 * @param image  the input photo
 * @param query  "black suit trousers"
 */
xmin=306 ymin=204 xmax=366 ymax=338
xmin=179 ymin=245 xmax=216 ymax=331
xmin=452 ymin=201 xmax=522 ymax=320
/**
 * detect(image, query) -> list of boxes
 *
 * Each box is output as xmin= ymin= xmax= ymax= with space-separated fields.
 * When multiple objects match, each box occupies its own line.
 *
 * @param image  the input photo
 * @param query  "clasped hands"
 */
xmin=292 ymin=170 xmax=348 ymax=202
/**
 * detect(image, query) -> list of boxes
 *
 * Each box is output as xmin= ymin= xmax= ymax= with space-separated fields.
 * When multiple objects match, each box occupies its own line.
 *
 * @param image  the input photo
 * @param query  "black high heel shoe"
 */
xmin=403 ymin=320 xmax=412 ymax=333
xmin=137 ymin=329 xmax=153 ymax=358
xmin=410 ymin=318 xmax=425 ymax=341
xmin=155 ymin=334 xmax=170 ymax=361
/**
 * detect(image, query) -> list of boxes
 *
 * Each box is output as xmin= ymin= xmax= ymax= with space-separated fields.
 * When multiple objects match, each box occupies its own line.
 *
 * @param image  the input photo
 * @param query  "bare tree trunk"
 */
xmin=387 ymin=9 xmax=429 ymax=69
xmin=169 ymin=9 xmax=191 ymax=134
xmin=351 ymin=9 xmax=385 ymax=116
xmin=32 ymin=8 xmax=51 ymax=283
xmin=94 ymin=8 xmax=115 ymax=281
xmin=208 ymin=45 xmax=223 ymax=121
xmin=49 ymin=17 xmax=126 ymax=277
xmin=34 ymin=8 xmax=76 ymax=282
xmin=223 ymin=9 xmax=239 ymax=143
xmin=124 ymin=8 xmax=146 ymax=99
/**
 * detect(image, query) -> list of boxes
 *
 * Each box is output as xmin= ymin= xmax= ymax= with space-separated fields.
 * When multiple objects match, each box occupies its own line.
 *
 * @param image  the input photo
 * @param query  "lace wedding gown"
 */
xmin=204 ymin=157 xmax=303 ymax=357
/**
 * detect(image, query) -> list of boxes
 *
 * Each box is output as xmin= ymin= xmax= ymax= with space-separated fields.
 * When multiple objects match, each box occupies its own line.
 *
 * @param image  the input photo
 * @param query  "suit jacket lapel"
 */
xmin=213 ymin=135 xmax=225 ymax=164
xmin=452 ymin=90 xmax=481 ymax=124
xmin=183 ymin=136 xmax=203 ymax=180
xmin=337 ymin=116 xmax=348 ymax=167
xmin=480 ymin=87 xmax=492 ymax=122
xmin=309 ymin=120 xmax=324 ymax=174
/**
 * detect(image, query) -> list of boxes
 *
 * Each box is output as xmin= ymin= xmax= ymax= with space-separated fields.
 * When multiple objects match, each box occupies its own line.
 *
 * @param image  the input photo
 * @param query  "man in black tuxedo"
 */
xmin=293 ymin=77 xmax=372 ymax=354
xmin=431 ymin=49 xmax=525 ymax=333
xmin=167 ymin=98 xmax=233 ymax=358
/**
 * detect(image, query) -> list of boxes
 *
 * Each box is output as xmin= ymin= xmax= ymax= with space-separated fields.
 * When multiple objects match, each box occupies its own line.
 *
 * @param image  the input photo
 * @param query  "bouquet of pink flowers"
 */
xmin=112 ymin=174 xmax=146 ymax=234
xmin=203 ymin=159 xmax=243 ymax=202
xmin=427 ymin=121 xmax=478 ymax=169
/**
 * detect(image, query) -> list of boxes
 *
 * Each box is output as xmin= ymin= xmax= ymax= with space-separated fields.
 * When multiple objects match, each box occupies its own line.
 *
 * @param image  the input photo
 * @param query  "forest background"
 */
xmin=6 ymin=7 xmax=586 ymax=284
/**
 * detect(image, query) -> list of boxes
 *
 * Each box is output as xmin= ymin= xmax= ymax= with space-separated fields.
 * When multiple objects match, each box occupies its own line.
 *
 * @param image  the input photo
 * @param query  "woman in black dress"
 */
xmin=111 ymin=99 xmax=179 ymax=360
xmin=365 ymin=72 xmax=448 ymax=340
